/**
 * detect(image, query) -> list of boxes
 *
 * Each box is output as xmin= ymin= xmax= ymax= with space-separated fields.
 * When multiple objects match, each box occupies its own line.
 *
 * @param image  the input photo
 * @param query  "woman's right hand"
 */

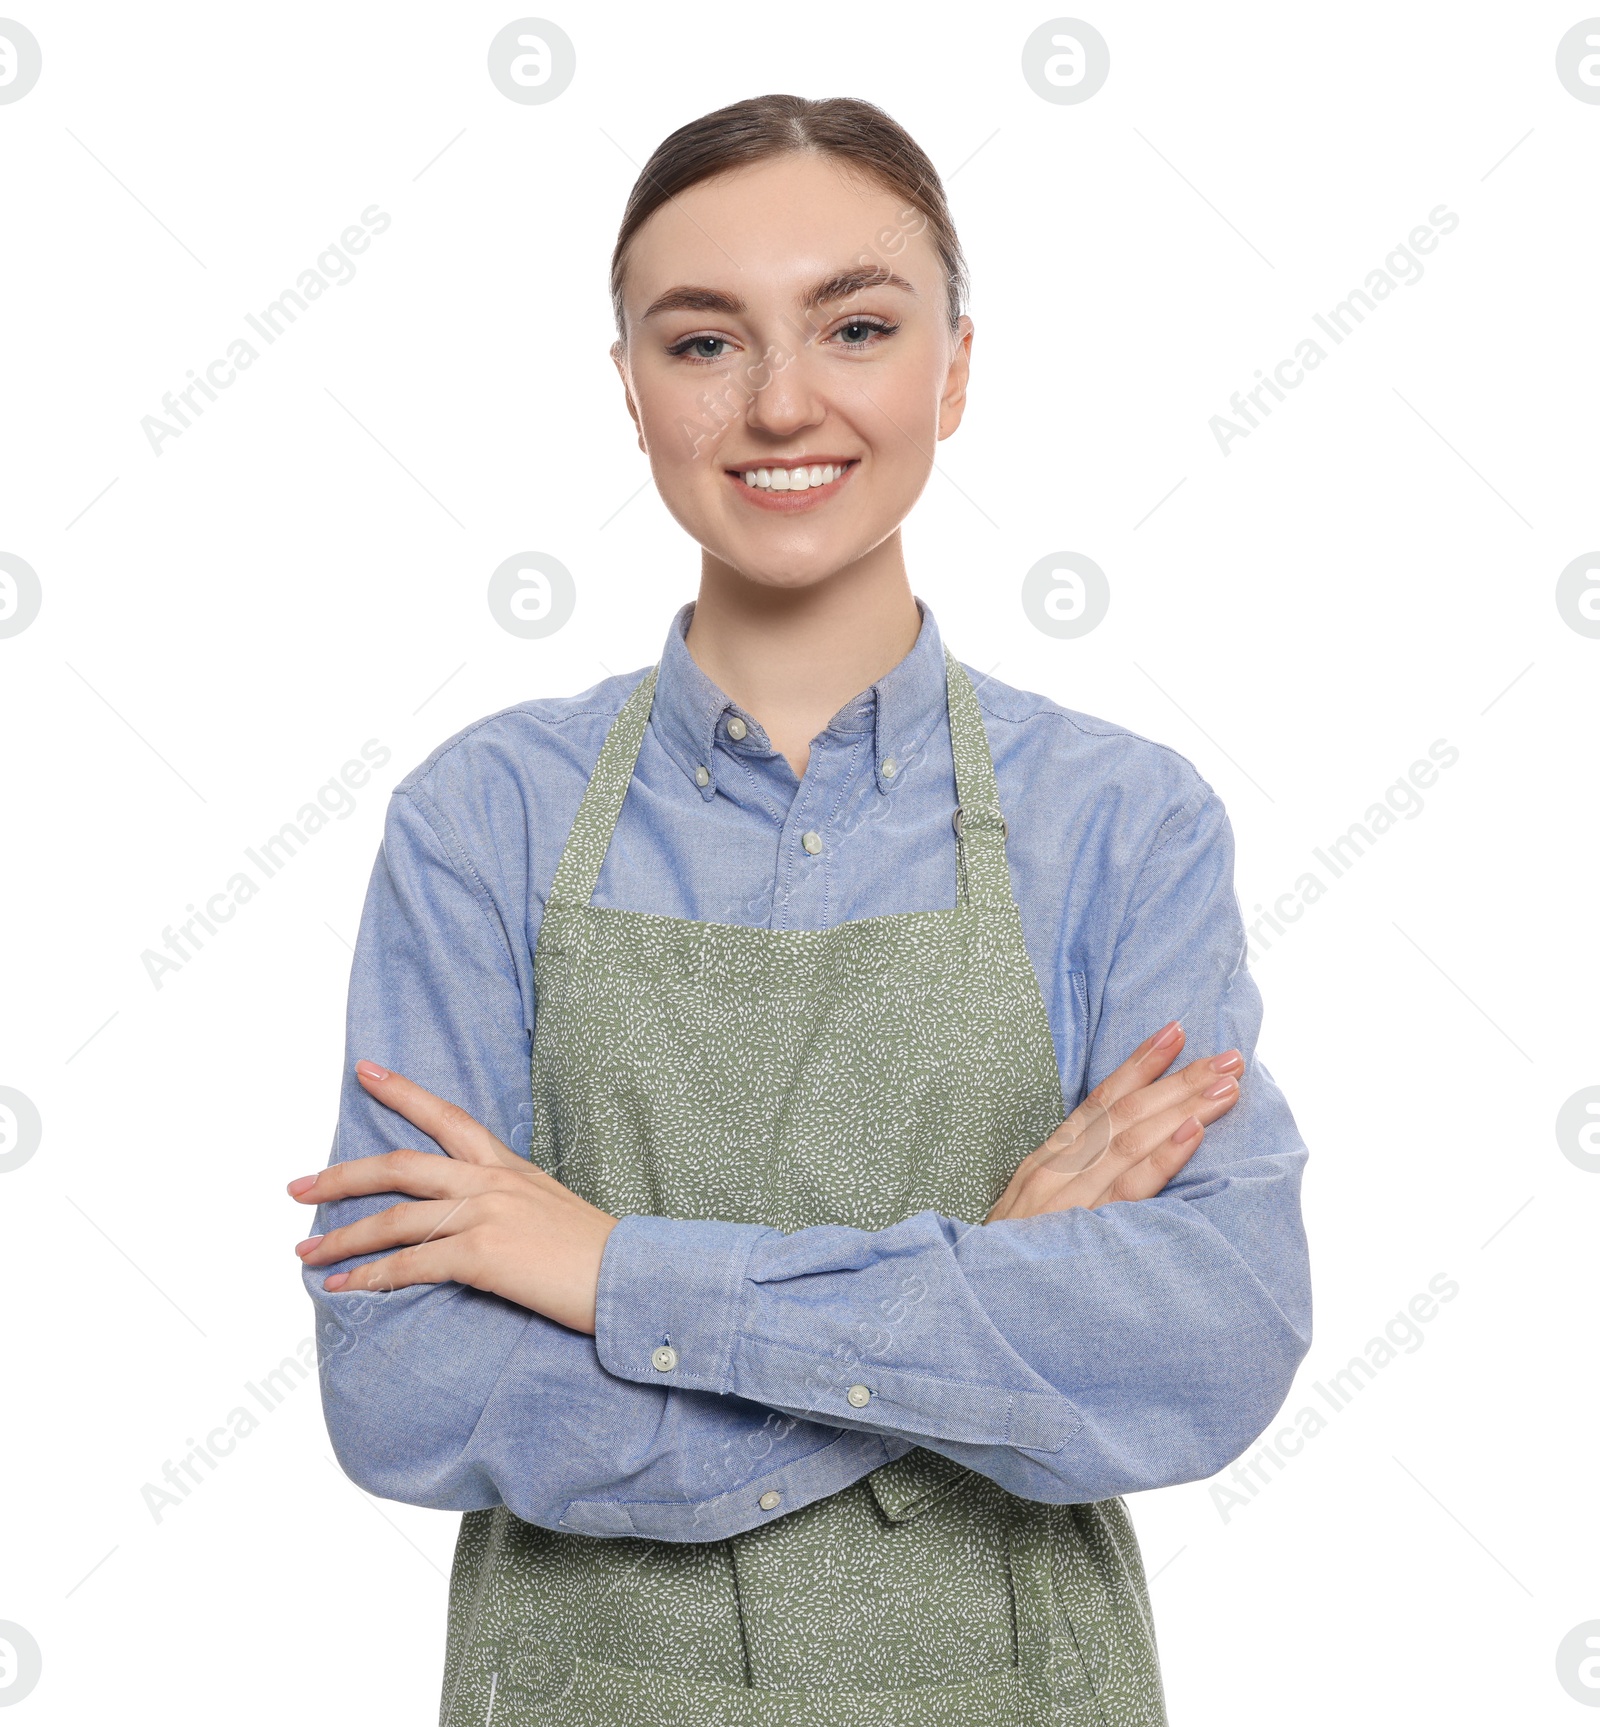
xmin=985 ymin=1020 xmax=1243 ymax=1223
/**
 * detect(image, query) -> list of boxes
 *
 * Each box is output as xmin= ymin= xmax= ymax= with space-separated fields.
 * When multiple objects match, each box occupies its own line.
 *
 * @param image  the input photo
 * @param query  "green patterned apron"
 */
xmin=437 ymin=648 xmax=1167 ymax=1726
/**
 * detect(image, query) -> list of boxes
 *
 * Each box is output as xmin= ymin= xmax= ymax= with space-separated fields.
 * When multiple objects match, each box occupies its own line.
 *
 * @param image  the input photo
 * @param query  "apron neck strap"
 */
xmin=548 ymin=664 xmax=659 ymax=909
xmin=943 ymin=647 xmax=1013 ymax=908
xmin=547 ymin=648 xmax=1013 ymax=911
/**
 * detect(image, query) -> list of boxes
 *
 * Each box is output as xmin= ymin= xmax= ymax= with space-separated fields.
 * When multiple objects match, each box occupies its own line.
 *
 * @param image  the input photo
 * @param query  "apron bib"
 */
xmin=437 ymin=650 xmax=1167 ymax=1726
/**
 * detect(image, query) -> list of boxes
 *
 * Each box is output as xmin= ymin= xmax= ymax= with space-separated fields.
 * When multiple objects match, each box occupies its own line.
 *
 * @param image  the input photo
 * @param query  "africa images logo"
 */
xmin=1209 ymin=206 xmax=1460 ymax=456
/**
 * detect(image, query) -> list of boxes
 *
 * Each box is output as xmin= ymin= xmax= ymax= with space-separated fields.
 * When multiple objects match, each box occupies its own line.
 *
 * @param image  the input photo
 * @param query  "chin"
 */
xmin=723 ymin=557 xmax=851 ymax=593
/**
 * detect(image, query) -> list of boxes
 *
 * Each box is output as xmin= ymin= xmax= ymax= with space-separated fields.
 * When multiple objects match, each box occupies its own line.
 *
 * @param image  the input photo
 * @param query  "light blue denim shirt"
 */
xmin=304 ymin=598 xmax=1312 ymax=1542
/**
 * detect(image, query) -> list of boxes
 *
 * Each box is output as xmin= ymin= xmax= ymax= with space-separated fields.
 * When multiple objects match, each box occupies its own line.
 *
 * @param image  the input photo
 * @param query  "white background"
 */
xmin=2 ymin=2 xmax=1596 ymax=1721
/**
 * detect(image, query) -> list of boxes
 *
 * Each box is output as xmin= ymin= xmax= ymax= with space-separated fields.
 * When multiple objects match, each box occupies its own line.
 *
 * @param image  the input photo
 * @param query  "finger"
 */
xmin=297 ymin=1196 xmax=474 ymax=1266
xmin=987 ymin=1102 xmax=1207 ymax=1224
xmin=1084 ymin=1020 xmax=1189 ymax=1113
xmin=1035 ymin=1026 xmax=1196 ymax=1166
xmin=1064 ymin=1045 xmax=1245 ymax=1156
xmin=321 ymin=1239 xmax=460 ymax=1295
xmin=1030 ymin=1071 xmax=1241 ymax=1193
xmin=1014 ymin=1083 xmax=1235 ymax=1220
xmin=353 ymin=1061 xmax=524 ymax=1168
xmin=1090 ymin=1078 xmax=1241 ymax=1199
xmin=287 ymin=1147 xmax=484 ymax=1206
xmin=1104 ymin=1116 xmax=1206 ymax=1204
xmin=1124 ymin=1075 xmax=1240 ymax=1160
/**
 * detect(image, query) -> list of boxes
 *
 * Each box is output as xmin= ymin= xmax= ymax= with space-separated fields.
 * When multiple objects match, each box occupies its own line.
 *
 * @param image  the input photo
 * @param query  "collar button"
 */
xmin=726 ymin=716 xmax=748 ymax=741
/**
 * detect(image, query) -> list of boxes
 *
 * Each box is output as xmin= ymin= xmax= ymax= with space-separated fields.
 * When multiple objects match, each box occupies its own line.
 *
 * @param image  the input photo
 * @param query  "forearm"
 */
xmin=594 ymin=783 xmax=1314 ymax=1503
xmin=592 ymin=1100 xmax=1310 ymax=1503
xmin=312 ymin=788 xmax=897 ymax=1539
xmin=308 ymin=1258 xmax=905 ymax=1540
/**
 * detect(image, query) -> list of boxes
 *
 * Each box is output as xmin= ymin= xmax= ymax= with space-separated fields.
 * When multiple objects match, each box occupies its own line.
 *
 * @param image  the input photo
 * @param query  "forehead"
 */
xmin=621 ymin=152 xmax=935 ymax=312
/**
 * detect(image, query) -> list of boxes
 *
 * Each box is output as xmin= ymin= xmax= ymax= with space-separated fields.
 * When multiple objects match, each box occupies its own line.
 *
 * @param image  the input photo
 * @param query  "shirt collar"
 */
xmin=650 ymin=597 xmax=949 ymax=801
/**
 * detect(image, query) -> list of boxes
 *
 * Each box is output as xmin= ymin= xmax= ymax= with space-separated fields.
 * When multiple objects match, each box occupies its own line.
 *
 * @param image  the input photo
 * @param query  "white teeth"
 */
xmin=739 ymin=462 xmax=850 ymax=490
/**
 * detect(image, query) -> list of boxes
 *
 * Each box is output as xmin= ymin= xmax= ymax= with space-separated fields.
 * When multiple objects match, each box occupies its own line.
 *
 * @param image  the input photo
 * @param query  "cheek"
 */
xmin=639 ymin=407 xmax=705 ymax=471
xmin=636 ymin=372 xmax=730 ymax=469
xmin=856 ymin=382 xmax=941 ymax=469
xmin=858 ymin=347 xmax=950 ymax=441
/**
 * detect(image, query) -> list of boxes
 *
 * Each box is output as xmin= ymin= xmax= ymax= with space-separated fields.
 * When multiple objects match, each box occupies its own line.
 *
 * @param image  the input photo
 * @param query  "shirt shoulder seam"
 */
xmin=967 ymin=670 xmax=1216 ymax=786
xmin=397 ymin=782 xmax=520 ymax=967
xmin=399 ymin=673 xmax=649 ymax=797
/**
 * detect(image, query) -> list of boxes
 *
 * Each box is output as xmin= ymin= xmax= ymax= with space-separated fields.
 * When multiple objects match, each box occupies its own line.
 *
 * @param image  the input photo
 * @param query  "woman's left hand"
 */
xmin=288 ymin=1060 xmax=618 ymax=1335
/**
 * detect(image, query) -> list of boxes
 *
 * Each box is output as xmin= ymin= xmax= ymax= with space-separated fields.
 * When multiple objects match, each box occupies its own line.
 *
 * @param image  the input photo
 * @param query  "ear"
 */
xmin=610 ymin=339 xmax=647 ymax=454
xmin=936 ymin=316 xmax=974 ymax=442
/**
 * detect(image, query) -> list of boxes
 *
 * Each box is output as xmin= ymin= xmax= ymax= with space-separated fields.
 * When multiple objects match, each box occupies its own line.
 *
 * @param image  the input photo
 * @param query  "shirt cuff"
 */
xmin=594 ymin=1211 xmax=767 ymax=1394
xmin=557 ymin=1426 xmax=913 ymax=1541
xmin=593 ymin=1211 xmax=1080 ymax=1455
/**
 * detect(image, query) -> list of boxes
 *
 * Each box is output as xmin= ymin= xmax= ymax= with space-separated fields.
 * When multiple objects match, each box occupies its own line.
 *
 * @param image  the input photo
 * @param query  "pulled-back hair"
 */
xmin=609 ymin=94 xmax=969 ymax=342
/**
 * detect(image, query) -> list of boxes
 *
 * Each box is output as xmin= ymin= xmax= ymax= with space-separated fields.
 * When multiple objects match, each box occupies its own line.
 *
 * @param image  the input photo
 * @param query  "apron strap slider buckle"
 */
xmin=952 ymin=804 xmax=1007 ymax=839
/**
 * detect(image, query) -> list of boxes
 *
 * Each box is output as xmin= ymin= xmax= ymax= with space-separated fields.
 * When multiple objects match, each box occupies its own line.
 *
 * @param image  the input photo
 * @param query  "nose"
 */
xmin=742 ymin=337 xmax=827 ymax=441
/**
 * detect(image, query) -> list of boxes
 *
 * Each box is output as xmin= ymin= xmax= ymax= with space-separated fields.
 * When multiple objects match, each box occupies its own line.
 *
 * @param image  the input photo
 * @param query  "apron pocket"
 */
xmin=1043 ymin=1500 xmax=1168 ymax=1726
xmin=865 ymin=1444 xmax=974 ymax=1522
xmin=728 ymin=1477 xmax=1018 ymax=1691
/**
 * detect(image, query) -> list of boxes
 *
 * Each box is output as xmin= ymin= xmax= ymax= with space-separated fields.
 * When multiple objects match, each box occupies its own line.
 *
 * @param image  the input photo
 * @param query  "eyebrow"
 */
xmin=638 ymin=264 xmax=919 ymax=323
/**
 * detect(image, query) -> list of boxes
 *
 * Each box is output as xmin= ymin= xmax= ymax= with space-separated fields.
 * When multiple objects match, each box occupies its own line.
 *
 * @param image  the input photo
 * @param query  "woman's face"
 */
xmin=611 ymin=151 xmax=973 ymax=592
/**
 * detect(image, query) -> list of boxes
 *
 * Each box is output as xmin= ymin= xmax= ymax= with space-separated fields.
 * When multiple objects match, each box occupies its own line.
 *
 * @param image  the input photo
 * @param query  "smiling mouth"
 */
xmin=724 ymin=459 xmax=859 ymax=510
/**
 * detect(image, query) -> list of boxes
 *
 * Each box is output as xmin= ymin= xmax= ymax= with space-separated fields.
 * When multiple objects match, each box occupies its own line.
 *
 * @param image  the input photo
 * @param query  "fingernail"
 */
xmin=294 ymin=1236 xmax=324 ymax=1257
xmin=287 ymin=1176 xmax=317 ymax=1197
xmin=1153 ymin=1021 xmax=1182 ymax=1051
xmin=1172 ymin=1115 xmax=1201 ymax=1145
xmin=356 ymin=1060 xmax=389 ymax=1082
xmin=1210 ymin=1050 xmax=1242 ymax=1074
xmin=324 ymin=1272 xmax=350 ymax=1291
xmin=1203 ymin=1077 xmax=1238 ymax=1100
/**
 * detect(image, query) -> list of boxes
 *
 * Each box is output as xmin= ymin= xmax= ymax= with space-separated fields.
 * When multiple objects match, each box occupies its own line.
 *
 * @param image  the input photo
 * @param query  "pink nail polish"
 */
xmin=287 ymin=1176 xmax=317 ymax=1197
xmin=1210 ymin=1050 xmax=1242 ymax=1074
xmin=324 ymin=1272 xmax=350 ymax=1291
xmin=1202 ymin=1078 xmax=1238 ymax=1100
xmin=1172 ymin=1115 xmax=1201 ymax=1144
xmin=356 ymin=1060 xmax=389 ymax=1082
xmin=1153 ymin=1021 xmax=1182 ymax=1051
xmin=294 ymin=1236 xmax=324 ymax=1256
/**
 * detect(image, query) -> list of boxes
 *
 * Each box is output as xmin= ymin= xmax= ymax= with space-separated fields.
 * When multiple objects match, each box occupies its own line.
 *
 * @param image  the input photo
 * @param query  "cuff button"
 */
xmin=846 ymin=1384 xmax=871 ymax=1407
xmin=650 ymin=1345 xmax=678 ymax=1372
xmin=758 ymin=1490 xmax=782 ymax=1510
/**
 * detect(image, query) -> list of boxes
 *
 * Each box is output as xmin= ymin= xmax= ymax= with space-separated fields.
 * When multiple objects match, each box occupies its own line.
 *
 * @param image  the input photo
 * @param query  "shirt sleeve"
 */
xmin=305 ymin=785 xmax=906 ymax=1543
xmin=592 ymin=785 xmax=1313 ymax=1505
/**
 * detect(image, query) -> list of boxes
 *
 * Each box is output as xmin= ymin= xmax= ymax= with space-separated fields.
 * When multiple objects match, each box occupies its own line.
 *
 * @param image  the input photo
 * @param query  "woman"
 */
xmin=291 ymin=95 xmax=1311 ymax=1726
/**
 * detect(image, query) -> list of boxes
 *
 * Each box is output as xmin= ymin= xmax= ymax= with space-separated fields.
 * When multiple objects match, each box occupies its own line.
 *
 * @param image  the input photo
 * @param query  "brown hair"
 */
xmin=608 ymin=94 xmax=969 ymax=344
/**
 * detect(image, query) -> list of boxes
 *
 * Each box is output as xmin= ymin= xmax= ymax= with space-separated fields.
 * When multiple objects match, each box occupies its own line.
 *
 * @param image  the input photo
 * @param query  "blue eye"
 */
xmin=834 ymin=317 xmax=898 ymax=348
xmin=665 ymin=317 xmax=901 ymax=365
xmin=667 ymin=334 xmax=734 ymax=362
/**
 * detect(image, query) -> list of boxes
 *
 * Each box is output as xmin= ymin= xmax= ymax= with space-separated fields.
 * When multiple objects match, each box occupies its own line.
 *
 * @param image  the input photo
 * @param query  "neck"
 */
xmin=685 ymin=539 xmax=921 ymax=779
